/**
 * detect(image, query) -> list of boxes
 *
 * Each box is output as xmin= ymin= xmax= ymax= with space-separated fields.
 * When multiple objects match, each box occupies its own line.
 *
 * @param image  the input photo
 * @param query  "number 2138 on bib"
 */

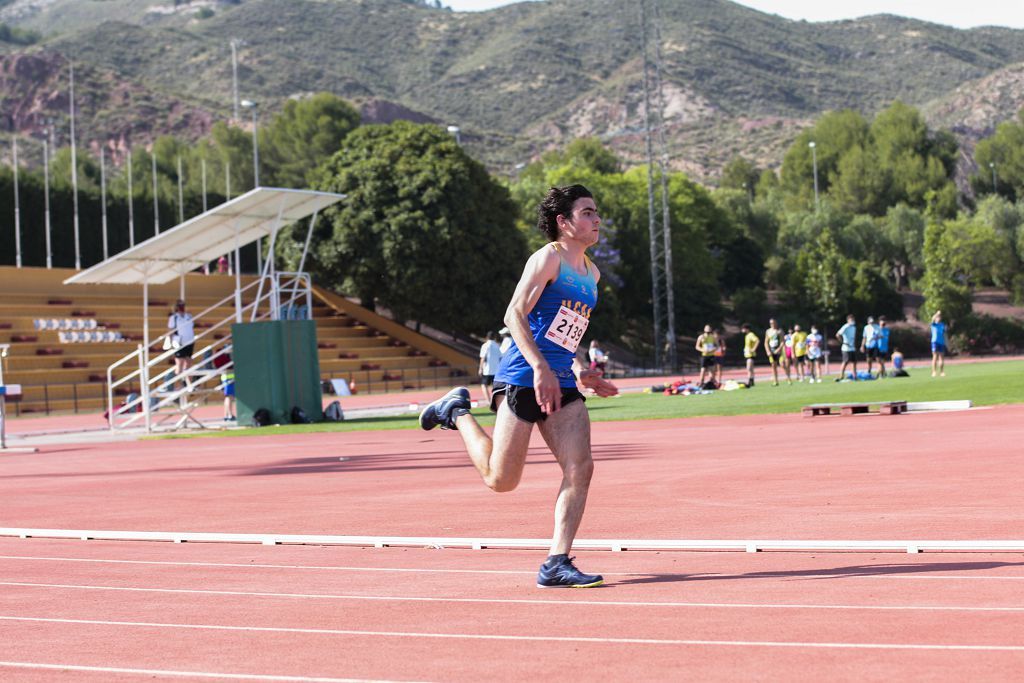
xmin=544 ymin=305 xmax=589 ymax=354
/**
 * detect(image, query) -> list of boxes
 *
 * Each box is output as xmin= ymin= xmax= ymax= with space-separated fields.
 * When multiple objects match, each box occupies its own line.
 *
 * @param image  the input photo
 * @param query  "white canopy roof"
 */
xmin=64 ymin=187 xmax=345 ymax=286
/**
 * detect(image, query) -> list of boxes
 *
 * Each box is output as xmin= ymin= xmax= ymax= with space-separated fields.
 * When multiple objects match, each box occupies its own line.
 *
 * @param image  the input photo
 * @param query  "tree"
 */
xmin=720 ymin=156 xmax=759 ymax=196
xmin=879 ymin=204 xmax=926 ymax=288
xmin=780 ymin=110 xmax=870 ymax=210
xmin=918 ymin=216 xmax=1017 ymax=323
xmin=780 ymin=102 xmax=957 ymax=217
xmin=791 ymin=229 xmax=852 ymax=324
xmin=971 ymin=109 xmax=1024 ymax=201
xmin=260 ymin=93 xmax=361 ymax=189
xmin=299 ymin=121 xmax=527 ymax=333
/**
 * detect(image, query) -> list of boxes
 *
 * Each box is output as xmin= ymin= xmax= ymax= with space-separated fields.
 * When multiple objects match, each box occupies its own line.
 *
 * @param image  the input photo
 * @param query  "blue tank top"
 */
xmin=496 ymin=248 xmax=598 ymax=389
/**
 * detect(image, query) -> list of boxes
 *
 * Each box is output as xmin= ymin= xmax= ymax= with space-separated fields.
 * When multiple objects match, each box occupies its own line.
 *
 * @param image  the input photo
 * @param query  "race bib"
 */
xmin=544 ymin=305 xmax=589 ymax=353
xmin=704 ymin=343 xmax=716 ymax=353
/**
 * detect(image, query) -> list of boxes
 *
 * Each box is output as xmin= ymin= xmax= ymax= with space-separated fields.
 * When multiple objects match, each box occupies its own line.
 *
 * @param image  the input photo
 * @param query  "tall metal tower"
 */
xmin=639 ymin=0 xmax=677 ymax=369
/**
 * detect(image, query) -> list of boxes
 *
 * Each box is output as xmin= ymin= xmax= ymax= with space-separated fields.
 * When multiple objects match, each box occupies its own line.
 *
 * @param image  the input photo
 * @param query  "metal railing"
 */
xmin=106 ymin=273 xmax=312 ymax=431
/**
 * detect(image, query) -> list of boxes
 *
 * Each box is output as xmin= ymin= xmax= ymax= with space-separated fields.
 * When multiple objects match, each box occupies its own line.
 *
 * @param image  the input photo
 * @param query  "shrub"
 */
xmin=948 ymin=314 xmax=1024 ymax=355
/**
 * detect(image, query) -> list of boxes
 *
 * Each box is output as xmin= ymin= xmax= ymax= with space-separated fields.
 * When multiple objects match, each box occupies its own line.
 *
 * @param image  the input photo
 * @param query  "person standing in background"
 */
xmin=167 ymin=300 xmax=196 ymax=390
xmin=806 ymin=325 xmax=823 ymax=383
xmin=836 ymin=314 xmax=858 ymax=381
xmin=763 ymin=318 xmax=790 ymax=386
xmin=931 ymin=311 xmax=947 ymax=377
xmin=713 ymin=328 xmax=727 ymax=386
xmin=498 ymin=327 xmax=514 ymax=359
xmin=741 ymin=323 xmax=759 ymax=387
xmin=695 ymin=324 xmax=719 ymax=388
xmin=791 ymin=324 xmax=808 ymax=382
xmin=588 ymin=340 xmax=609 ymax=375
xmin=861 ymin=316 xmax=880 ymax=377
xmin=478 ymin=331 xmax=503 ymax=402
xmin=876 ymin=316 xmax=891 ymax=378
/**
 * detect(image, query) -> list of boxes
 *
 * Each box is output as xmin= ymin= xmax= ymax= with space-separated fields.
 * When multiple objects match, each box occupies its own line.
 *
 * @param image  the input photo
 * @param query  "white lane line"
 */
xmin=2 ymin=581 xmax=1022 ymax=613
xmin=0 ymin=661 xmax=416 ymax=683
xmin=1 ymin=615 xmax=1022 ymax=652
xmin=5 ymin=555 xmax=1024 ymax=581
xmin=0 ymin=555 xmax=534 ymax=575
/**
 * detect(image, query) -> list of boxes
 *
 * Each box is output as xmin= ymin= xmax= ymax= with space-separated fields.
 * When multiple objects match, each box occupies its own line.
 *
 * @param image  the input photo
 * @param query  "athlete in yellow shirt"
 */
xmin=740 ymin=323 xmax=759 ymax=387
xmin=695 ymin=324 xmax=719 ymax=388
xmin=791 ymin=324 xmax=808 ymax=382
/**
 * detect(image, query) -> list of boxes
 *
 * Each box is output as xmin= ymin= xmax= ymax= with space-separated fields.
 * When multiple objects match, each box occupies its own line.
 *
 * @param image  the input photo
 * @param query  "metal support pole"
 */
xmin=127 ymin=150 xmax=135 ymax=247
xmin=100 ymin=147 xmax=109 ymax=260
xmin=141 ymin=272 xmax=152 ymax=434
xmin=70 ymin=61 xmax=81 ymax=270
xmin=12 ymin=136 xmax=21 ymax=268
xmin=177 ymin=155 xmax=184 ymax=225
xmin=152 ymin=153 xmax=160 ymax=234
xmin=230 ymin=39 xmax=241 ymax=122
xmin=234 ymin=222 xmax=243 ymax=323
xmin=43 ymin=139 xmax=52 ymax=268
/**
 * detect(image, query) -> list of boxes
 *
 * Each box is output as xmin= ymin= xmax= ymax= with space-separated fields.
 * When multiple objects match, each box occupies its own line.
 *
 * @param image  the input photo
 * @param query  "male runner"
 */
xmin=740 ymin=323 xmax=759 ymax=387
xmin=791 ymin=324 xmax=808 ymax=381
xmin=695 ymin=325 xmax=719 ymax=388
xmin=763 ymin=318 xmax=790 ymax=386
xmin=836 ymin=314 xmax=858 ymax=381
xmin=419 ymin=185 xmax=618 ymax=588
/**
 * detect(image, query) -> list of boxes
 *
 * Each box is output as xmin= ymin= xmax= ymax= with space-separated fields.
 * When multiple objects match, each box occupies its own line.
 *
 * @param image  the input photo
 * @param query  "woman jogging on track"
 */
xmin=419 ymin=184 xmax=618 ymax=588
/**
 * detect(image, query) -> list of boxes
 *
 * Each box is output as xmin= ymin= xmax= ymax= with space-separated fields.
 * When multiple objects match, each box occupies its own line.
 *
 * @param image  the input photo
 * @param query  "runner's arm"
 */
xmin=573 ymin=356 xmax=618 ymax=397
xmin=503 ymin=247 xmax=562 ymax=412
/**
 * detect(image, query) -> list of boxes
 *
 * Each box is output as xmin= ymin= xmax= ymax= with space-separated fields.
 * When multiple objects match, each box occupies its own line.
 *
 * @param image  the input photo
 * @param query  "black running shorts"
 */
xmin=490 ymin=381 xmax=585 ymax=423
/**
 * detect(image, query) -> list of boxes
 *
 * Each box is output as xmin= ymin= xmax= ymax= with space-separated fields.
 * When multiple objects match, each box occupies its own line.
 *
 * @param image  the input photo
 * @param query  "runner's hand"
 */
xmin=534 ymin=364 xmax=562 ymax=414
xmin=578 ymin=369 xmax=619 ymax=397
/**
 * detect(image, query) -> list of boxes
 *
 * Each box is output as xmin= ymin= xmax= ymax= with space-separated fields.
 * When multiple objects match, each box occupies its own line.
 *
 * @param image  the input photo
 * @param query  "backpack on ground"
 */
xmin=290 ymin=406 xmax=311 ymax=424
xmin=252 ymin=408 xmax=272 ymax=427
xmin=324 ymin=400 xmax=344 ymax=422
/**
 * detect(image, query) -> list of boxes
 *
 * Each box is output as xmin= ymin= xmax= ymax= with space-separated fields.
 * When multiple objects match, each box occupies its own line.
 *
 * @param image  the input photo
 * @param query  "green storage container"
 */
xmin=232 ymin=320 xmax=322 ymax=425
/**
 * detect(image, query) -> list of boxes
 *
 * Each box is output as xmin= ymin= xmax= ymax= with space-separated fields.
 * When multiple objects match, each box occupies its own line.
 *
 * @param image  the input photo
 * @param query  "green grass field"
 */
xmin=153 ymin=359 xmax=1024 ymax=439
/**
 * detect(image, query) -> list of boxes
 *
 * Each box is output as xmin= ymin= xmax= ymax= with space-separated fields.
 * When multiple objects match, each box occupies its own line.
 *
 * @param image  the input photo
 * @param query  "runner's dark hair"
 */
xmin=537 ymin=185 xmax=593 ymax=241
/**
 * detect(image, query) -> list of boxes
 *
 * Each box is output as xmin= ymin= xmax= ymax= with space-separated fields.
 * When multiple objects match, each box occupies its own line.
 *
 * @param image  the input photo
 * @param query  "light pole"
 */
xmin=43 ymin=135 xmax=52 ymax=268
xmin=11 ymin=136 xmax=21 ymax=267
xmin=241 ymin=99 xmax=261 ymax=274
xmin=989 ymin=162 xmax=997 ymax=193
xmin=69 ymin=60 xmax=81 ymax=269
xmin=100 ymin=146 xmax=108 ymax=260
xmin=809 ymin=141 xmax=820 ymax=212
xmin=126 ymin=150 xmax=135 ymax=247
xmin=241 ymin=99 xmax=260 ymax=187
xmin=446 ymin=125 xmax=461 ymax=145
xmin=230 ymin=39 xmax=243 ymax=122
xmin=152 ymin=151 xmax=160 ymax=235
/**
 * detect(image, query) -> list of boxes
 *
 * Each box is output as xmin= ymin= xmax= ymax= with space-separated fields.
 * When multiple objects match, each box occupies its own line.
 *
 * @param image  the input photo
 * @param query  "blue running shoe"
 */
xmin=419 ymin=386 xmax=471 ymax=431
xmin=536 ymin=555 xmax=604 ymax=588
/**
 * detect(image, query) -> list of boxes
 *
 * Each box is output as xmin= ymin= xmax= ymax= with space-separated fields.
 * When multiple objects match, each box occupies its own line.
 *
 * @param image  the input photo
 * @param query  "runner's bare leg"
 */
xmin=454 ymin=398 xmax=532 ymax=492
xmin=536 ymin=400 xmax=593 ymax=556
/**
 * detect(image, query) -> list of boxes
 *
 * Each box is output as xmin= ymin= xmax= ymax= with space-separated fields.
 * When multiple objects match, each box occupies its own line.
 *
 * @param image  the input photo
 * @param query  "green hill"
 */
xmin=4 ymin=0 xmax=1024 ymax=178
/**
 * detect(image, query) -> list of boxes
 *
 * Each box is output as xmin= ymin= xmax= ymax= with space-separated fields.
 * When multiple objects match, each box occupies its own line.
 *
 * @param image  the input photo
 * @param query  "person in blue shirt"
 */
xmin=835 ymin=314 xmax=858 ymax=381
xmin=875 ymin=316 xmax=891 ymax=377
xmin=418 ymin=185 xmax=618 ymax=589
xmin=860 ymin=316 xmax=880 ymax=377
xmin=931 ymin=310 xmax=947 ymax=377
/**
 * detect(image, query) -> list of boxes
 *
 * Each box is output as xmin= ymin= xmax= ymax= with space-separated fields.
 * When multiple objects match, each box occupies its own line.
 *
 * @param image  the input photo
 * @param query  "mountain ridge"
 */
xmin=2 ymin=0 xmax=1024 ymax=181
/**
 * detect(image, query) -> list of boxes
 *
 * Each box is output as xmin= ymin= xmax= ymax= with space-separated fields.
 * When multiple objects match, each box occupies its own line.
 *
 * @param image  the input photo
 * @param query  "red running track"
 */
xmin=1 ymin=406 xmax=1023 ymax=680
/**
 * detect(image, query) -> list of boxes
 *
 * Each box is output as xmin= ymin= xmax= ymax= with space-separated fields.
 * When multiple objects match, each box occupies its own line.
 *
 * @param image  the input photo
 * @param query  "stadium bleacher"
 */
xmin=0 ymin=266 xmax=474 ymax=416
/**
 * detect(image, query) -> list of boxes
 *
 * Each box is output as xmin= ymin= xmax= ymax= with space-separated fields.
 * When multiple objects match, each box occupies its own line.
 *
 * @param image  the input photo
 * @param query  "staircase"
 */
xmin=0 ymin=266 xmax=475 ymax=417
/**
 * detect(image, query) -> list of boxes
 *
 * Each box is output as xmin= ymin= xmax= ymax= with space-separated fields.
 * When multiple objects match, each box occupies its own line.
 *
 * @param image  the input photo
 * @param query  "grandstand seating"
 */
xmin=0 ymin=266 xmax=474 ymax=416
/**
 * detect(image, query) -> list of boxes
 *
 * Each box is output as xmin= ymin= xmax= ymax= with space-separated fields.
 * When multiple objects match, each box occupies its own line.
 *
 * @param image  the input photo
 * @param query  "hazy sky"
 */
xmin=443 ymin=0 xmax=1024 ymax=29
